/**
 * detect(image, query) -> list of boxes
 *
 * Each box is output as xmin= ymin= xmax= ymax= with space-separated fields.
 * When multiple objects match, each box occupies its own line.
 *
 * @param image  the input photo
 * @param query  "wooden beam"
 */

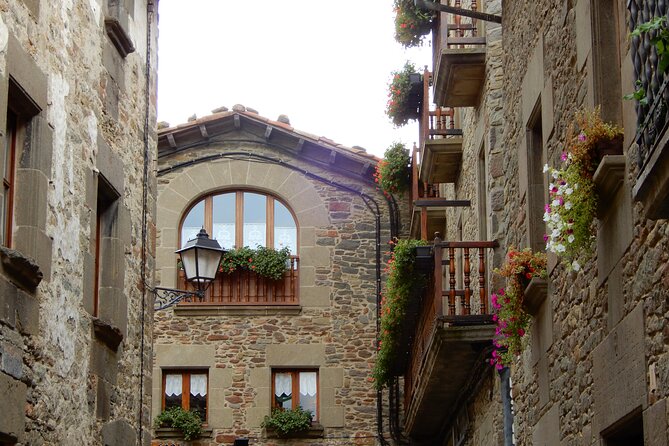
xmin=264 ymin=126 xmax=273 ymax=140
xmin=199 ymin=125 xmax=209 ymax=139
xmin=295 ymin=138 xmax=304 ymax=152
xmin=329 ymin=150 xmax=337 ymax=164
xmin=234 ymin=114 xmax=241 ymax=129
xmin=413 ymin=199 xmax=471 ymax=207
xmin=167 ymin=134 xmax=177 ymax=149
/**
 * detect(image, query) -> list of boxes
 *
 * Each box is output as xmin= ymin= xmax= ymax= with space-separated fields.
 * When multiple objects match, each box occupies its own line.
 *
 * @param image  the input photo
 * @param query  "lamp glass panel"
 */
xmin=194 ymin=248 xmax=222 ymax=282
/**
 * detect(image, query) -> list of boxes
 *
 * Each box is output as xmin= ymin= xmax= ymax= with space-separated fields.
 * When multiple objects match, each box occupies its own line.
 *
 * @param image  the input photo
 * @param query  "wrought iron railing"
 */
xmin=628 ymin=2 xmax=669 ymax=170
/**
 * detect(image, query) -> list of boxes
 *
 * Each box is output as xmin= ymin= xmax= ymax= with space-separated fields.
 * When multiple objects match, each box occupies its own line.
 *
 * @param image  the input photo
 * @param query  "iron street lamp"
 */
xmin=153 ymin=228 xmax=226 ymax=310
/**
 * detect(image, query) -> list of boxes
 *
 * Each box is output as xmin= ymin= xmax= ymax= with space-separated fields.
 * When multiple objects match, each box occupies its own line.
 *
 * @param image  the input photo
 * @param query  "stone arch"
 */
xmin=156 ymin=157 xmax=330 ymax=288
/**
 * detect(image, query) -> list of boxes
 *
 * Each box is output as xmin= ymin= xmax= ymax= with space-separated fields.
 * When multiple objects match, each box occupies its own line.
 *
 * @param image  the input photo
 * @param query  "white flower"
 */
xmin=556 ymin=243 xmax=566 ymax=252
xmin=571 ymin=260 xmax=580 ymax=271
xmin=565 ymin=202 xmax=572 ymax=210
xmin=567 ymin=234 xmax=575 ymax=243
xmin=543 ymin=213 xmax=550 ymax=222
xmin=543 ymin=164 xmax=549 ymax=173
xmin=565 ymin=188 xmax=573 ymax=195
xmin=552 ymin=199 xmax=560 ymax=207
xmin=552 ymin=171 xmax=559 ymax=180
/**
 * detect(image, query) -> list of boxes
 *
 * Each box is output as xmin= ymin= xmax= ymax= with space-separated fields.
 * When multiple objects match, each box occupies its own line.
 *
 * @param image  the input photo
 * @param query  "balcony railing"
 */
xmin=432 ymin=1 xmax=487 ymax=106
xmin=404 ymin=238 xmax=497 ymax=408
xmin=177 ymin=256 xmax=299 ymax=305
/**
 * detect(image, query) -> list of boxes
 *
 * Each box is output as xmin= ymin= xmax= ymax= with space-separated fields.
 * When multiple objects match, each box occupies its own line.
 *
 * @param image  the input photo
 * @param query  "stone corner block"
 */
xmin=210 ymin=367 xmax=233 ymax=389
xmin=208 ymin=407 xmax=234 ymax=429
xmin=320 ymin=406 xmax=344 ymax=428
xmin=300 ymin=286 xmax=330 ymax=308
xmin=321 ymin=368 xmax=344 ymax=388
xmin=266 ymin=344 xmax=325 ymax=367
xmin=248 ymin=367 xmax=270 ymax=387
xmin=246 ymin=407 xmax=270 ymax=429
xmin=0 ymin=371 xmax=27 ymax=442
xmin=155 ymin=344 xmax=215 ymax=367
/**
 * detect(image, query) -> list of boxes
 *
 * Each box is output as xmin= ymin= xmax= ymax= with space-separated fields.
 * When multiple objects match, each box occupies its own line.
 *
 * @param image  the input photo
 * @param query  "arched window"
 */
xmin=180 ymin=191 xmax=298 ymax=254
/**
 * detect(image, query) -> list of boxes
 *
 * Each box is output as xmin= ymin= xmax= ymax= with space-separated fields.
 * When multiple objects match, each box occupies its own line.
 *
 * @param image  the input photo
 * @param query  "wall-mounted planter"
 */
xmin=593 ymin=155 xmax=626 ymax=217
xmin=523 ymin=277 xmax=548 ymax=316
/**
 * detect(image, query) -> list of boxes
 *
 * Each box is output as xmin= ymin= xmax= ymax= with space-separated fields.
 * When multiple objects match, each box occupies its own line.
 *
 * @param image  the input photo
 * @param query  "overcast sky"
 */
xmin=156 ymin=0 xmax=432 ymax=158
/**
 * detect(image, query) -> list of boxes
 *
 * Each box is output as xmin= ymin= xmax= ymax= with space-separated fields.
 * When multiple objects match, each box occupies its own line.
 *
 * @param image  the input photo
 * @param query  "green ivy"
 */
xmin=154 ymin=407 xmax=202 ymax=441
xmin=219 ymin=246 xmax=291 ymax=280
xmin=372 ymin=239 xmax=427 ymax=389
xmin=261 ymin=407 xmax=313 ymax=437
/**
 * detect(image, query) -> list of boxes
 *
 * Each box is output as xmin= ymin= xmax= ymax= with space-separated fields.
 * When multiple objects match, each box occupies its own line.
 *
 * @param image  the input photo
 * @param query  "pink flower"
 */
xmin=578 ymin=133 xmax=586 ymax=142
xmin=518 ymin=328 xmax=525 ymax=337
xmin=561 ymin=152 xmax=568 ymax=161
xmin=544 ymin=204 xmax=551 ymax=213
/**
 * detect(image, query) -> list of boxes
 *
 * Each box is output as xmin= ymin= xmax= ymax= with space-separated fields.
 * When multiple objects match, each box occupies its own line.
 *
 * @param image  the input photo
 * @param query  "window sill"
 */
xmin=264 ymin=423 xmax=324 ymax=439
xmin=153 ymin=427 xmax=213 ymax=440
xmin=593 ymin=155 xmax=626 ymax=218
xmin=0 ymin=246 xmax=43 ymax=291
xmin=174 ymin=304 xmax=302 ymax=317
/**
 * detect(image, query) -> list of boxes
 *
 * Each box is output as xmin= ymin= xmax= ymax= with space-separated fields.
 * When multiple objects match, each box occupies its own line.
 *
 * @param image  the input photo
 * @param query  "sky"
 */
xmin=156 ymin=0 xmax=432 ymax=158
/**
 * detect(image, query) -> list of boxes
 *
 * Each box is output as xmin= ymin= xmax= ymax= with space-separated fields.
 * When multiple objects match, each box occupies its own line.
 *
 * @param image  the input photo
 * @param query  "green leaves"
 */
xmin=219 ymin=246 xmax=291 ymax=280
xmin=154 ymin=407 xmax=202 ymax=440
xmin=623 ymin=80 xmax=648 ymax=106
xmin=261 ymin=408 xmax=313 ymax=436
xmin=374 ymin=142 xmax=410 ymax=196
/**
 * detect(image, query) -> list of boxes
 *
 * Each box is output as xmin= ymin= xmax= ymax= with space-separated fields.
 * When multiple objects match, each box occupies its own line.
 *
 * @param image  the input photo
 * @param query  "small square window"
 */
xmin=162 ymin=370 xmax=208 ymax=424
xmin=272 ymin=369 xmax=318 ymax=421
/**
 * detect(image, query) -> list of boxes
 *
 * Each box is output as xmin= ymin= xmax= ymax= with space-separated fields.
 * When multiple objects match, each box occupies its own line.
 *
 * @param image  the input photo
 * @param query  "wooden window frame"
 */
xmin=179 ymin=190 xmax=298 ymax=251
xmin=161 ymin=369 xmax=210 ymax=424
xmin=2 ymin=110 xmax=21 ymax=247
xmin=271 ymin=369 xmax=319 ymax=421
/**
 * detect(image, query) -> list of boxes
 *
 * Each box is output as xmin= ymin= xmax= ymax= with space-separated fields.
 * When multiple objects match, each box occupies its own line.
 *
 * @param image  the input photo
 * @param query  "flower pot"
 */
xmin=594 ymin=135 xmax=623 ymax=160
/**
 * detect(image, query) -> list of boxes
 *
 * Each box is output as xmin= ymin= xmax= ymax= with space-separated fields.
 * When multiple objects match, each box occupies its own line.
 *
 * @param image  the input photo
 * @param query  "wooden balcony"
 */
xmin=176 ymin=256 xmax=299 ymax=305
xmin=432 ymin=4 xmax=486 ymax=107
xmin=397 ymin=238 xmax=498 ymax=444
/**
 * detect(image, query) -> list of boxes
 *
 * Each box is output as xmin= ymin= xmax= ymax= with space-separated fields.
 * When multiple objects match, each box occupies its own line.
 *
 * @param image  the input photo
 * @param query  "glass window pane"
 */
xmin=299 ymin=372 xmax=317 ymax=418
xmin=190 ymin=374 xmax=208 ymax=422
xmin=274 ymin=201 xmax=297 ymax=254
xmin=181 ymin=200 xmax=205 ymax=248
xmin=243 ymin=193 xmax=266 ymax=248
xmin=274 ymin=372 xmax=292 ymax=410
xmin=212 ymin=193 xmax=235 ymax=249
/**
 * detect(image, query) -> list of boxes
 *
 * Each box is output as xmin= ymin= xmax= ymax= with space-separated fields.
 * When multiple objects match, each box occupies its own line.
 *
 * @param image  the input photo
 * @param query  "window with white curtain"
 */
xmin=162 ymin=370 xmax=208 ymax=423
xmin=272 ymin=369 xmax=318 ymax=420
xmin=180 ymin=191 xmax=297 ymax=254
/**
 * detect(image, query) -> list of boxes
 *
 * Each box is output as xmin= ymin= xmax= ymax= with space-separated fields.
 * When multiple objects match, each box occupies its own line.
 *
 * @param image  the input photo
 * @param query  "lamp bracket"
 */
xmin=152 ymin=286 xmax=204 ymax=311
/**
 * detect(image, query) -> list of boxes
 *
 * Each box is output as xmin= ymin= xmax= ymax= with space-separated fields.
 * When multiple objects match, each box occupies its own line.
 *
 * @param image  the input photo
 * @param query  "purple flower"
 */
xmin=578 ymin=133 xmax=586 ymax=142
xmin=544 ymin=204 xmax=551 ymax=213
xmin=561 ymin=152 xmax=568 ymax=161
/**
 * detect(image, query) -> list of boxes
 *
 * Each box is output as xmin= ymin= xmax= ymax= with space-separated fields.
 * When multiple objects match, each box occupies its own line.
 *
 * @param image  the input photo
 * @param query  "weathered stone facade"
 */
xmin=411 ymin=0 xmax=669 ymax=444
xmin=153 ymin=110 xmax=397 ymax=445
xmin=0 ymin=0 xmax=158 ymax=444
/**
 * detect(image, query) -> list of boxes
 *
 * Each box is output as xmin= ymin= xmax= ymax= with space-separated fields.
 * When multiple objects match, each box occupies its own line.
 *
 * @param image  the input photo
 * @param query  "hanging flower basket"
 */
xmin=386 ymin=62 xmax=423 ymax=127
xmin=393 ymin=0 xmax=434 ymax=47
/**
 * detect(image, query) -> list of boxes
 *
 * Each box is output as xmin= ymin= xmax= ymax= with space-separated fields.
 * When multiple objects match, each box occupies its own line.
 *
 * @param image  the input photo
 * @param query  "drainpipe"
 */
xmin=139 ymin=1 xmax=155 ymax=444
xmin=499 ymin=367 xmax=514 ymax=446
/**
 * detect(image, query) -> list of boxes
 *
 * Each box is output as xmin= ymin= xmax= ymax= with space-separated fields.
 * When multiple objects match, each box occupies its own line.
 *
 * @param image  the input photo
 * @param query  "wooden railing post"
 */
xmin=412 ymin=147 xmax=419 ymax=204
xmin=448 ymin=245 xmax=456 ymax=316
xmin=433 ymin=234 xmax=443 ymax=317
xmin=463 ymin=247 xmax=471 ymax=315
xmin=478 ymin=248 xmax=487 ymax=314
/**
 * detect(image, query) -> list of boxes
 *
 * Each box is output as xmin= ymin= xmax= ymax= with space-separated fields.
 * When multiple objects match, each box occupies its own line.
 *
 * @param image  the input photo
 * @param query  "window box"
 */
xmin=264 ymin=423 xmax=324 ymax=439
xmin=523 ymin=277 xmax=548 ymax=316
xmin=153 ymin=427 xmax=213 ymax=440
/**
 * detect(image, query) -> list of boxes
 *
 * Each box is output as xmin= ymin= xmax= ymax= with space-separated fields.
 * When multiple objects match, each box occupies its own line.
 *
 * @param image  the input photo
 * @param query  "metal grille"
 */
xmin=628 ymin=1 xmax=669 ymax=170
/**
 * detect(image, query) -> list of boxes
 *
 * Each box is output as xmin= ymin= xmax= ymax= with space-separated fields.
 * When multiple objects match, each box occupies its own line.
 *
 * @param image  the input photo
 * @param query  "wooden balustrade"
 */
xmin=177 ymin=256 xmax=299 ymax=305
xmin=404 ymin=238 xmax=497 ymax=406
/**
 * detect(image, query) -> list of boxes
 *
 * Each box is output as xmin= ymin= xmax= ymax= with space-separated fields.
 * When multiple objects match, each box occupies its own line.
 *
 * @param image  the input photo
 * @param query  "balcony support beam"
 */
xmin=414 ymin=0 xmax=502 ymax=24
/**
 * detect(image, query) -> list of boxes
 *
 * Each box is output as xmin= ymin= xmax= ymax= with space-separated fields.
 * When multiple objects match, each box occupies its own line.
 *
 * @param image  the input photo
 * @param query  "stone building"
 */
xmin=385 ymin=0 xmax=669 ymax=445
xmin=152 ymin=107 xmax=399 ymax=445
xmin=0 ymin=1 xmax=158 ymax=445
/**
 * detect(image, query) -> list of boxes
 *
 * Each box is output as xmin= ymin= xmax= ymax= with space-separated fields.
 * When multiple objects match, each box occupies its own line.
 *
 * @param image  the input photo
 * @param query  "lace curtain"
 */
xmin=165 ymin=374 xmax=182 ymax=396
xmin=275 ymin=373 xmax=292 ymax=397
xmin=299 ymin=372 xmax=317 ymax=397
xmin=190 ymin=374 xmax=207 ymax=397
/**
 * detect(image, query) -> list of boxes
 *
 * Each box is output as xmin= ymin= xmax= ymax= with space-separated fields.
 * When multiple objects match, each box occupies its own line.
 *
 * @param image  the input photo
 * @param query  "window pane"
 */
xmin=274 ymin=372 xmax=292 ymax=410
xmin=164 ymin=373 xmax=183 ymax=410
xmin=212 ymin=193 xmax=235 ymax=249
xmin=274 ymin=201 xmax=297 ymax=254
xmin=299 ymin=372 xmax=317 ymax=418
xmin=190 ymin=374 xmax=207 ymax=422
xmin=181 ymin=201 xmax=205 ymax=248
xmin=243 ymin=192 xmax=266 ymax=248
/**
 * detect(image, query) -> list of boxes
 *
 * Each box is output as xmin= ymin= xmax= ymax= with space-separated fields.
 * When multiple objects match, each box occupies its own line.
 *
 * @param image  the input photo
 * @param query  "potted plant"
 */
xmin=393 ymin=0 xmax=434 ymax=47
xmin=261 ymin=407 xmax=313 ymax=437
xmin=219 ymin=246 xmax=291 ymax=280
xmin=154 ymin=407 xmax=203 ymax=441
xmin=543 ymin=107 xmax=624 ymax=271
xmin=374 ymin=142 xmax=411 ymax=196
xmin=489 ymin=248 xmax=547 ymax=369
xmin=372 ymin=238 xmax=427 ymax=389
xmin=385 ymin=62 xmax=423 ymax=127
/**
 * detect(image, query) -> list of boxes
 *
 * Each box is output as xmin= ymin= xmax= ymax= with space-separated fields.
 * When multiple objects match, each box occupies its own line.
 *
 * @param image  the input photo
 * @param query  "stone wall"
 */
xmin=153 ymin=135 xmax=393 ymax=445
xmin=0 ymin=1 xmax=158 ymax=445
xmin=498 ymin=0 xmax=669 ymax=445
